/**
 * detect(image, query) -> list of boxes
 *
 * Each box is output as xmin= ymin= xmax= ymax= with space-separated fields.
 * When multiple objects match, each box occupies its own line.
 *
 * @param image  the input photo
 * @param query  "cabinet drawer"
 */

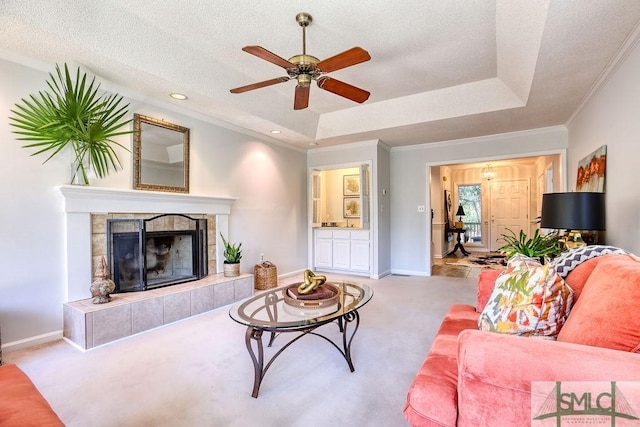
xmin=333 ymin=230 xmax=351 ymax=239
xmin=316 ymin=229 xmax=333 ymax=239
xmin=350 ymin=230 xmax=370 ymax=240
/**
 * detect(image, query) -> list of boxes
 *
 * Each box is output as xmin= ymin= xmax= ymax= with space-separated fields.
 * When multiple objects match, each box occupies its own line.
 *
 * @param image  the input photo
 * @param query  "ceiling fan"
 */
xmin=230 ymin=12 xmax=371 ymax=110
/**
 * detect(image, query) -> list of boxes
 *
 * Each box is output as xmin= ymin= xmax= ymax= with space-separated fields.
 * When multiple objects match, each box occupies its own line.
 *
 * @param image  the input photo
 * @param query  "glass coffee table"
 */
xmin=229 ymin=280 xmax=373 ymax=397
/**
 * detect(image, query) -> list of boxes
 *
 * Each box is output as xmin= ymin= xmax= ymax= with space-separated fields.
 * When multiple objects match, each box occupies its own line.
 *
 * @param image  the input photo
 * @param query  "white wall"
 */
xmin=389 ymin=128 xmax=568 ymax=276
xmin=568 ymin=35 xmax=640 ymax=254
xmin=0 ymin=58 xmax=307 ymax=347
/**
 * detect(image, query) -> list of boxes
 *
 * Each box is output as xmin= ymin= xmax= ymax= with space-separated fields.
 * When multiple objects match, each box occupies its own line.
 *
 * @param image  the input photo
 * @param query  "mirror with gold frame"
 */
xmin=133 ymin=114 xmax=189 ymax=193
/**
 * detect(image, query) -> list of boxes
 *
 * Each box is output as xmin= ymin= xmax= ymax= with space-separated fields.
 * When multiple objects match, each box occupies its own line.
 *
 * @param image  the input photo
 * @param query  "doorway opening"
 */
xmin=429 ymin=153 xmax=563 ymax=269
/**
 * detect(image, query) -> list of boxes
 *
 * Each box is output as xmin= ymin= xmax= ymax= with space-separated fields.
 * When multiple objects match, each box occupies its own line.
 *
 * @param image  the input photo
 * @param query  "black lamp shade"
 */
xmin=540 ymin=192 xmax=605 ymax=230
xmin=456 ymin=205 xmax=465 ymax=217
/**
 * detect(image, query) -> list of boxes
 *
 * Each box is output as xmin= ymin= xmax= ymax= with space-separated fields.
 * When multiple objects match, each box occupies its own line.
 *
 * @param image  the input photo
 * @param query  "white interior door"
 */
xmin=489 ymin=179 xmax=530 ymax=251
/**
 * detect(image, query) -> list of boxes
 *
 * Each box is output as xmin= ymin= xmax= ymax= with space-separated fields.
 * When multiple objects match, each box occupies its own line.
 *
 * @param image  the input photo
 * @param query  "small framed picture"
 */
xmin=344 ymin=197 xmax=361 ymax=218
xmin=343 ymin=175 xmax=360 ymax=196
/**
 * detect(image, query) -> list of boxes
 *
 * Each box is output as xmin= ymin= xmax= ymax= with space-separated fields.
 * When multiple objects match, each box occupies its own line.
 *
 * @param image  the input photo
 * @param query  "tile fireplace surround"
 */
xmin=57 ymin=185 xmax=252 ymax=350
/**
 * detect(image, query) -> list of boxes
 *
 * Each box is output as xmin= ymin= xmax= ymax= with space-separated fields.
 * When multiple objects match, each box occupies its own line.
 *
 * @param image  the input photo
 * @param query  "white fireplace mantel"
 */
xmin=57 ymin=185 xmax=236 ymax=214
xmin=57 ymin=185 xmax=237 ymax=302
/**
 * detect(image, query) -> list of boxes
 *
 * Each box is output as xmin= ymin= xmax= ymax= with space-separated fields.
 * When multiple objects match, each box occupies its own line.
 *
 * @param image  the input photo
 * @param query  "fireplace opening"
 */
xmin=107 ymin=214 xmax=207 ymax=292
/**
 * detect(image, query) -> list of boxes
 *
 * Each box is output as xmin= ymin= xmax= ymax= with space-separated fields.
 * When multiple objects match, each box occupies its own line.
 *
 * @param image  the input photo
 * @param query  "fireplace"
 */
xmin=107 ymin=214 xmax=208 ymax=292
xmin=58 ymin=185 xmax=235 ymax=302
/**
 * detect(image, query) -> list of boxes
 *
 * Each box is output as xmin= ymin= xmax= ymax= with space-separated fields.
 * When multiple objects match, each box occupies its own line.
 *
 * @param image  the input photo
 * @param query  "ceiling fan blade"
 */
xmin=230 ymin=77 xmax=290 ymax=94
xmin=294 ymin=85 xmax=310 ymax=110
xmin=242 ymin=46 xmax=296 ymax=69
xmin=317 ymin=77 xmax=370 ymax=103
xmin=316 ymin=47 xmax=371 ymax=73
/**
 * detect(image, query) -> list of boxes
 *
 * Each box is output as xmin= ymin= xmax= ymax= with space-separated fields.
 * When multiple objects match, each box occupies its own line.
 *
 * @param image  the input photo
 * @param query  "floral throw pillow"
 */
xmin=478 ymin=254 xmax=574 ymax=338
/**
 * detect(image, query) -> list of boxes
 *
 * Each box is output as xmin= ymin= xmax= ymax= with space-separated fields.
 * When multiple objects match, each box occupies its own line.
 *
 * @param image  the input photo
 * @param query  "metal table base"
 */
xmin=245 ymin=310 xmax=360 ymax=398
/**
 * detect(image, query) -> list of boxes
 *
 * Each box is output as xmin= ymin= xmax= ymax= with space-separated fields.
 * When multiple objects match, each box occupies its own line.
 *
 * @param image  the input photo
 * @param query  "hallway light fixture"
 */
xmin=481 ymin=164 xmax=496 ymax=181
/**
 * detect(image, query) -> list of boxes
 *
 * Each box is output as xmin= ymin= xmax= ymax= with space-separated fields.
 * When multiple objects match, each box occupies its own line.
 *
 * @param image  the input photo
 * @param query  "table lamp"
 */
xmin=540 ymin=192 xmax=605 ymax=248
xmin=455 ymin=204 xmax=465 ymax=229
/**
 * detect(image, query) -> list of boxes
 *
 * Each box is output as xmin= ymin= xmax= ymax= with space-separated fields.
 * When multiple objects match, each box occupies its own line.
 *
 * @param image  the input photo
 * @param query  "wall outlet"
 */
xmin=418 ymin=205 xmax=426 ymax=212
xmin=260 ymin=253 xmax=265 ymax=262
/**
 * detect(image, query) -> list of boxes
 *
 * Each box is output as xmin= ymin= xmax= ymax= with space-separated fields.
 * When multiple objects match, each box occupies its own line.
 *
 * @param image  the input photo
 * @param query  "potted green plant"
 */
xmin=221 ymin=233 xmax=242 ymax=277
xmin=9 ymin=63 xmax=134 ymax=185
xmin=498 ymin=228 xmax=561 ymax=262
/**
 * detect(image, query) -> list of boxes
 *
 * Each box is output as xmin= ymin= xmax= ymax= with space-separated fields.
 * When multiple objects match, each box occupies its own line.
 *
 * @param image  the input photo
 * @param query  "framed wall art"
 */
xmin=444 ymin=189 xmax=454 ymax=240
xmin=344 ymin=197 xmax=361 ymax=218
xmin=444 ymin=190 xmax=454 ymax=228
xmin=576 ymin=145 xmax=606 ymax=192
xmin=343 ymin=174 xmax=360 ymax=196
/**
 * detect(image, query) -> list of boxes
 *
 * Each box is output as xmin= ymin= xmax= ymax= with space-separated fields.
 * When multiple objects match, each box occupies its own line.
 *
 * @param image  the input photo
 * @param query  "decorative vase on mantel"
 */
xmin=223 ymin=262 xmax=240 ymax=278
xmin=90 ymin=256 xmax=116 ymax=304
xmin=71 ymin=151 xmax=93 ymax=185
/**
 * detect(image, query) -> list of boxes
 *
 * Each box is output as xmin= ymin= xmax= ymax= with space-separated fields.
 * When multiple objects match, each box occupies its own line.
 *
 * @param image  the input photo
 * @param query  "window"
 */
xmin=458 ymin=184 xmax=482 ymax=243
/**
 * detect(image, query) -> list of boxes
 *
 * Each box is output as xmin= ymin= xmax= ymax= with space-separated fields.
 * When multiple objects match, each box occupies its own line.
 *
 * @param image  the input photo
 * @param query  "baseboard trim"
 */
xmin=277 ymin=269 xmax=307 ymax=279
xmin=2 ymin=330 xmax=63 ymax=354
xmin=372 ymin=269 xmax=391 ymax=279
xmin=390 ymin=269 xmax=430 ymax=277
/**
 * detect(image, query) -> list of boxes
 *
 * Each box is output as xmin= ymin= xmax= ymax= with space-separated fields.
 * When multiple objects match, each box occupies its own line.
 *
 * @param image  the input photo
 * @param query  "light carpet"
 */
xmin=5 ymin=274 xmax=477 ymax=427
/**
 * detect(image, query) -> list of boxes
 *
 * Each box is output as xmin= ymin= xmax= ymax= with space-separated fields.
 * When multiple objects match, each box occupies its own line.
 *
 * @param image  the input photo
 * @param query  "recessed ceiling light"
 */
xmin=170 ymin=93 xmax=188 ymax=100
xmin=269 ymin=130 xmax=281 ymax=134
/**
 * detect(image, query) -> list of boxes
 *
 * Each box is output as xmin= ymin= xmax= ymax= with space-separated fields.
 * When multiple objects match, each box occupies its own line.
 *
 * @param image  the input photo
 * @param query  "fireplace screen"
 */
xmin=107 ymin=214 xmax=207 ymax=292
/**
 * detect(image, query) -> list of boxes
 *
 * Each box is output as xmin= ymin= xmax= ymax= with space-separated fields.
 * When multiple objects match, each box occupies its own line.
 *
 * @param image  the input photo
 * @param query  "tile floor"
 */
xmin=432 ymin=254 xmax=483 ymax=278
xmin=432 ymin=251 xmax=505 ymax=278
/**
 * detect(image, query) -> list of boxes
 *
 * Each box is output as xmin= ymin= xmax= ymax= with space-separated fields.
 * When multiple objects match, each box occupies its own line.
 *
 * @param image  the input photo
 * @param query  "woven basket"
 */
xmin=254 ymin=261 xmax=278 ymax=290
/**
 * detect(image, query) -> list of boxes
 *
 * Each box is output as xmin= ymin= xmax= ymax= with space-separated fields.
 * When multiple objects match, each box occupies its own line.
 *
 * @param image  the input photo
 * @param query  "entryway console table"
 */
xmin=229 ymin=281 xmax=373 ymax=397
xmin=446 ymin=227 xmax=470 ymax=256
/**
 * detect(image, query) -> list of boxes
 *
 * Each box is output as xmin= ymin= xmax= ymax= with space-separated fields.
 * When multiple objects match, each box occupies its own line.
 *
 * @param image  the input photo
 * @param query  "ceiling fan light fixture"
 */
xmin=297 ymin=74 xmax=312 ymax=87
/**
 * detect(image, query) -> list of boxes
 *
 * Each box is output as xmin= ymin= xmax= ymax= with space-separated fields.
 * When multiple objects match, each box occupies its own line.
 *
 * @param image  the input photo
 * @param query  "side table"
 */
xmin=446 ymin=228 xmax=470 ymax=256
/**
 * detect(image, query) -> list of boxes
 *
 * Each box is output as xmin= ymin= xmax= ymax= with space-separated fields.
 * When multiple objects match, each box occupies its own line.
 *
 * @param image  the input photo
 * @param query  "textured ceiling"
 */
xmin=1 ymin=1 xmax=640 ymax=150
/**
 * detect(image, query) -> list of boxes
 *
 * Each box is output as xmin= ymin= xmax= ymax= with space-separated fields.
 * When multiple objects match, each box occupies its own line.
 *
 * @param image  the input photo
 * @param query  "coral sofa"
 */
xmin=404 ymin=253 xmax=640 ymax=426
xmin=0 ymin=364 xmax=63 ymax=426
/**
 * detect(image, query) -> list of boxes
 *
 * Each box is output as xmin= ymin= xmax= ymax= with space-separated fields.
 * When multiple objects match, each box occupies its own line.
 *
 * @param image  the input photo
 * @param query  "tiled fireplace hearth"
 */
xmin=64 ymin=273 xmax=253 ymax=349
xmin=58 ymin=185 xmax=252 ymax=350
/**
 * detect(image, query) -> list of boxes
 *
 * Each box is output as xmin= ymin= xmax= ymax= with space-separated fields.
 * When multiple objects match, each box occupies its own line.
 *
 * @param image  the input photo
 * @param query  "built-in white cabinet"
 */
xmin=314 ymin=229 xmax=370 ymax=275
xmin=332 ymin=231 xmax=351 ymax=270
xmin=350 ymin=231 xmax=371 ymax=272
xmin=314 ymin=233 xmax=333 ymax=268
